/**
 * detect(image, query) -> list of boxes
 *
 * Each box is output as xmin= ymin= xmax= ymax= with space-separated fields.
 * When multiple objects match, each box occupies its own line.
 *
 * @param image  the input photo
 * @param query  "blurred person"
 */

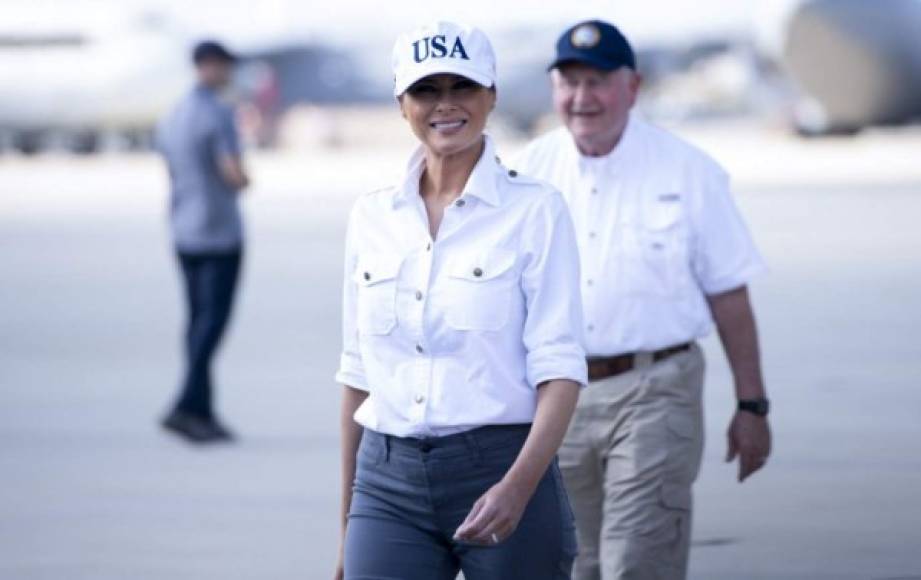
xmin=155 ymin=40 xmax=250 ymax=444
xmin=334 ymin=21 xmax=586 ymax=580
xmin=513 ymin=20 xmax=772 ymax=580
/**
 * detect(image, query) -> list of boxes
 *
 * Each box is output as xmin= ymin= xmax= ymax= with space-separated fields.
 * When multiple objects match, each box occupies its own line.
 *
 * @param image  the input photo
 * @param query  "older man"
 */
xmin=513 ymin=20 xmax=772 ymax=580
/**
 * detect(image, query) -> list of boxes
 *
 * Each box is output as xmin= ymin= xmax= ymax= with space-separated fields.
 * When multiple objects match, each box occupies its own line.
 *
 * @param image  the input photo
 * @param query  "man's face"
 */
xmin=197 ymin=58 xmax=234 ymax=89
xmin=551 ymin=63 xmax=640 ymax=155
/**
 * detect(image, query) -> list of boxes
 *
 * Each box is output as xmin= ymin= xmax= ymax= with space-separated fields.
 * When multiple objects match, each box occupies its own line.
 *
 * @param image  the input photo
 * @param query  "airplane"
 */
xmin=782 ymin=0 xmax=921 ymax=135
xmin=0 ymin=5 xmax=371 ymax=154
xmin=497 ymin=0 xmax=921 ymax=137
xmin=0 ymin=8 xmax=192 ymax=154
xmin=5 ymin=0 xmax=916 ymax=154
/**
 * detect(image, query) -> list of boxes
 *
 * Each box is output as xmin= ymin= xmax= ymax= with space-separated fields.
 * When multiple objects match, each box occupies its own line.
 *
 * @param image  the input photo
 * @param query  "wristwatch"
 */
xmin=737 ymin=398 xmax=770 ymax=417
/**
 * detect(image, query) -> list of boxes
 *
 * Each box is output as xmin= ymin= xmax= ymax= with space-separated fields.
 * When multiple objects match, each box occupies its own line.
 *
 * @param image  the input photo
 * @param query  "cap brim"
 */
xmin=547 ymin=53 xmax=625 ymax=72
xmin=196 ymin=51 xmax=237 ymax=64
xmin=394 ymin=62 xmax=493 ymax=97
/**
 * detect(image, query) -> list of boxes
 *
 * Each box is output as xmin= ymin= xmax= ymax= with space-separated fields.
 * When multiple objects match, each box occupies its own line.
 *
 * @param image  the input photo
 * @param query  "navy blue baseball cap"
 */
xmin=549 ymin=20 xmax=635 ymax=71
xmin=192 ymin=40 xmax=237 ymax=64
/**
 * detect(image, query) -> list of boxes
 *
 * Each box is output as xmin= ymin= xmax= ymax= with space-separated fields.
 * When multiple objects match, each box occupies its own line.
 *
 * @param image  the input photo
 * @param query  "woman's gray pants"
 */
xmin=345 ymin=424 xmax=577 ymax=579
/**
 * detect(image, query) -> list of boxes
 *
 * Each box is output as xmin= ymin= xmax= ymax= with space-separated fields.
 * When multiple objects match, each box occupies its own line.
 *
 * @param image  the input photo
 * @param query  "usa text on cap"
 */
xmin=392 ymin=21 xmax=496 ymax=97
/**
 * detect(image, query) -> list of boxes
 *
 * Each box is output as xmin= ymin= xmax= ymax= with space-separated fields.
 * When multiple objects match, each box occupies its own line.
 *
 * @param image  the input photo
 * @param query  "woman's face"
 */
xmin=399 ymin=74 xmax=496 ymax=158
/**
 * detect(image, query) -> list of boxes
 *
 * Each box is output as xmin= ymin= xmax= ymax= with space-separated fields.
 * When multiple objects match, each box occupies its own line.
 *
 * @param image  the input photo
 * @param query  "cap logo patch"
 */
xmin=412 ymin=35 xmax=470 ymax=63
xmin=571 ymin=24 xmax=601 ymax=48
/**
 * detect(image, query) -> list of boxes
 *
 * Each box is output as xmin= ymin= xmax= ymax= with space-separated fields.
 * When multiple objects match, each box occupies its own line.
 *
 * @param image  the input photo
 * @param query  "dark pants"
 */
xmin=171 ymin=249 xmax=242 ymax=419
xmin=345 ymin=425 xmax=578 ymax=580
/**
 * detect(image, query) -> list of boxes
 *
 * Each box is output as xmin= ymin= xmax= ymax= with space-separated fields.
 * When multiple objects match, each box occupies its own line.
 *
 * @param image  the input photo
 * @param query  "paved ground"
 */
xmin=2 ymin=125 xmax=921 ymax=579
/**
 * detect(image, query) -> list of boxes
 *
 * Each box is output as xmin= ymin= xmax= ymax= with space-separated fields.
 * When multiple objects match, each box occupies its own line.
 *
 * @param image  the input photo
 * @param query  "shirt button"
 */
xmin=363 ymin=272 xmax=371 ymax=281
xmin=415 ymin=290 xmax=423 ymax=301
xmin=586 ymin=279 xmax=594 ymax=286
xmin=414 ymin=394 xmax=425 ymax=404
xmin=473 ymin=267 xmax=483 ymax=277
xmin=415 ymin=344 xmax=424 ymax=354
xmin=426 ymin=242 xmax=432 ymax=251
xmin=588 ymin=232 xmax=597 ymax=239
xmin=587 ymin=324 xmax=595 ymax=332
xmin=591 ymin=187 xmax=598 ymax=195
xmin=455 ymin=199 xmax=466 ymax=208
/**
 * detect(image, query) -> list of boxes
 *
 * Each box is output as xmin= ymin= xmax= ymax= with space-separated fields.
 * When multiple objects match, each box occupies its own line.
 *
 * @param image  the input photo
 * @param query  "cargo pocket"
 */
xmin=353 ymin=253 xmax=402 ymax=335
xmin=659 ymin=410 xmax=698 ymax=510
xmin=444 ymin=250 xmax=516 ymax=331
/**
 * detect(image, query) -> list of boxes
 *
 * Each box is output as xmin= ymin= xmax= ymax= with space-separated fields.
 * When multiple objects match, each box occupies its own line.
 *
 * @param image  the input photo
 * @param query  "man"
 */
xmin=156 ymin=40 xmax=250 ymax=444
xmin=513 ymin=20 xmax=772 ymax=580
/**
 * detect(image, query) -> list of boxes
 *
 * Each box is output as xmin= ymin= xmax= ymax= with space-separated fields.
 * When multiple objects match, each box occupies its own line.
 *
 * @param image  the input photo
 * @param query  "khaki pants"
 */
xmin=559 ymin=344 xmax=705 ymax=580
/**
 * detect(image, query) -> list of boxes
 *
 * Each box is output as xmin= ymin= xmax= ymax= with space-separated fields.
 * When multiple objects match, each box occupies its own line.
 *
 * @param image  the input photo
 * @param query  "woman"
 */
xmin=335 ymin=21 xmax=587 ymax=580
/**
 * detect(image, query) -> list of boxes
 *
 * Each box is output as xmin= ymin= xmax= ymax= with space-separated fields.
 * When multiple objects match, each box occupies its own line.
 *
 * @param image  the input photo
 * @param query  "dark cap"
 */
xmin=192 ymin=40 xmax=237 ymax=64
xmin=549 ymin=20 xmax=635 ymax=72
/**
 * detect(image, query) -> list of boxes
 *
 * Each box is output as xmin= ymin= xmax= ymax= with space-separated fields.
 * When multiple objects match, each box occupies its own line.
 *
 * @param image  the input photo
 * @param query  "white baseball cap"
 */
xmin=391 ymin=21 xmax=496 ymax=97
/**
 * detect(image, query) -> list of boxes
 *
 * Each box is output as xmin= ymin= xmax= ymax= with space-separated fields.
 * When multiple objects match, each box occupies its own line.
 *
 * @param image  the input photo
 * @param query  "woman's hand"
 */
xmin=454 ymin=379 xmax=580 ymax=545
xmin=453 ymin=478 xmax=533 ymax=545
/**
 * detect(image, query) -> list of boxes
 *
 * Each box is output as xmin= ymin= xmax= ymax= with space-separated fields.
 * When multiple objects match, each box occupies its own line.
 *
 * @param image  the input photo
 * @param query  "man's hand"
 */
xmin=218 ymin=153 xmax=250 ymax=191
xmin=726 ymin=410 xmax=771 ymax=482
xmin=453 ymin=478 xmax=532 ymax=545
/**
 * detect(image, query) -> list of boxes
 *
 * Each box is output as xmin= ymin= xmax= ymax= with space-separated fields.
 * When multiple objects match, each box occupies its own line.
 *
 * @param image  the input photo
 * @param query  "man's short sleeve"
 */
xmin=212 ymin=106 xmax=241 ymax=159
xmin=690 ymin=164 xmax=767 ymax=295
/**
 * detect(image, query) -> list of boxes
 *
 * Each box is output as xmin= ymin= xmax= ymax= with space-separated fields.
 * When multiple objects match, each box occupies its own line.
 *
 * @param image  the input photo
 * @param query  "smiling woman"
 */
xmin=400 ymin=74 xmax=495 ymax=160
xmin=333 ymin=20 xmax=588 ymax=580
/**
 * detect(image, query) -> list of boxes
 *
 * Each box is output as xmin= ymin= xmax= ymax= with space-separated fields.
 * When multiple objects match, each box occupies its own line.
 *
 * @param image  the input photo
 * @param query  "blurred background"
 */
xmin=1 ymin=0 xmax=920 ymax=579
xmin=4 ymin=0 xmax=921 ymax=152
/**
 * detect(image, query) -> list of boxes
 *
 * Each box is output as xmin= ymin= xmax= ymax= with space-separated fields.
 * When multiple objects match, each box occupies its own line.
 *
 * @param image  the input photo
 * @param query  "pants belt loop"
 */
xmin=463 ymin=430 xmax=482 ymax=466
xmin=383 ymin=434 xmax=391 ymax=462
xmin=634 ymin=351 xmax=654 ymax=370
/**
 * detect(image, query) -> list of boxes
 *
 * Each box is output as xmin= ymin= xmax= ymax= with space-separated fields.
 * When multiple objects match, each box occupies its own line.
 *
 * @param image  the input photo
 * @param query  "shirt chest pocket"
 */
xmin=353 ymin=253 xmax=402 ymax=335
xmin=620 ymin=194 xmax=690 ymax=298
xmin=444 ymin=250 xmax=517 ymax=332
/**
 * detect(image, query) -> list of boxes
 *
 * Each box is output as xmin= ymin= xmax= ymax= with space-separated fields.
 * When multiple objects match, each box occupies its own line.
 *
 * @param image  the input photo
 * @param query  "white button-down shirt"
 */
xmin=336 ymin=137 xmax=587 ymax=438
xmin=513 ymin=113 xmax=767 ymax=356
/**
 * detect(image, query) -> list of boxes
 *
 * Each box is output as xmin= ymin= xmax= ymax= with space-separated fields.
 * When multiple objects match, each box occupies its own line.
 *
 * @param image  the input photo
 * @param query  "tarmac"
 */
xmin=2 ymin=122 xmax=921 ymax=579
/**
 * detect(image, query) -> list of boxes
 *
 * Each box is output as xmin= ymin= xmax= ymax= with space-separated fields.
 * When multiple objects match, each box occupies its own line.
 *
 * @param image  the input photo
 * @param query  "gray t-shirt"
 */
xmin=156 ymin=86 xmax=243 ymax=253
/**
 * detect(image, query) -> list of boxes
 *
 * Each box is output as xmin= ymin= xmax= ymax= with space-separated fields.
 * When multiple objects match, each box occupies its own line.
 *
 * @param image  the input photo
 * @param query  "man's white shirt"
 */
xmin=336 ymin=137 xmax=587 ymax=437
xmin=513 ymin=113 xmax=767 ymax=356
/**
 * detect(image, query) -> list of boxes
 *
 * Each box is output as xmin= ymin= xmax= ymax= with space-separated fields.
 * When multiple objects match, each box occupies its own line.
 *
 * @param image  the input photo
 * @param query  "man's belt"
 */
xmin=586 ymin=343 xmax=691 ymax=382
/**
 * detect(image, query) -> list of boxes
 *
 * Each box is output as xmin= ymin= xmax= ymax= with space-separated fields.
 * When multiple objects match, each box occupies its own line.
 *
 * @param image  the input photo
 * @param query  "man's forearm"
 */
xmin=219 ymin=154 xmax=250 ymax=190
xmin=707 ymin=286 xmax=766 ymax=400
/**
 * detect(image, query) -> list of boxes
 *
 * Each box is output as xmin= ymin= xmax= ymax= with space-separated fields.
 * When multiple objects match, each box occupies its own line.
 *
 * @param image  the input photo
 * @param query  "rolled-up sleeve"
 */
xmin=520 ymin=190 xmax=588 ymax=388
xmin=334 ymin=206 xmax=369 ymax=391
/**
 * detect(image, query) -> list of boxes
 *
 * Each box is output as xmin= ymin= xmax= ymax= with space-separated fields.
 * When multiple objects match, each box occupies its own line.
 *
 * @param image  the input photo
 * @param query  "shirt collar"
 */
xmin=392 ymin=135 xmax=503 ymax=209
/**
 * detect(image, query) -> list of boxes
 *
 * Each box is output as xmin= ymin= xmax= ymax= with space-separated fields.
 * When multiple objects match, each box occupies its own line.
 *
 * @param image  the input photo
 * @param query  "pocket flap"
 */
xmin=660 ymin=482 xmax=691 ymax=510
xmin=643 ymin=193 xmax=683 ymax=230
xmin=666 ymin=411 xmax=696 ymax=439
xmin=354 ymin=253 xmax=402 ymax=286
xmin=448 ymin=250 xmax=516 ymax=282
